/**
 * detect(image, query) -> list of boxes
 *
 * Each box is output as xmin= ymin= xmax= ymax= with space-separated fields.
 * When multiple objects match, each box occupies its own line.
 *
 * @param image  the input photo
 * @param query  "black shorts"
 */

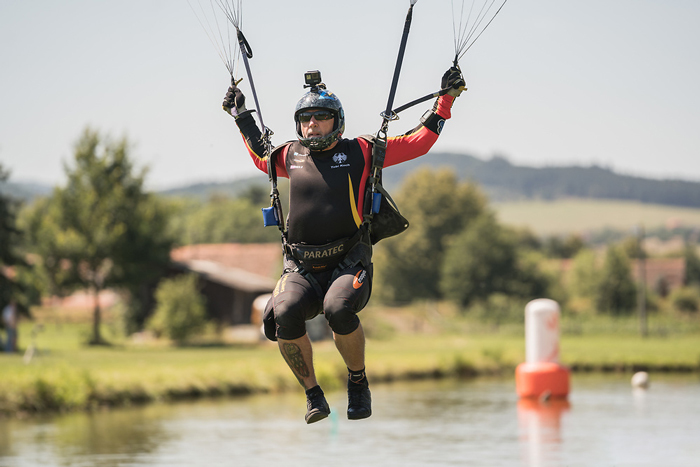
xmin=266 ymin=260 xmax=373 ymax=340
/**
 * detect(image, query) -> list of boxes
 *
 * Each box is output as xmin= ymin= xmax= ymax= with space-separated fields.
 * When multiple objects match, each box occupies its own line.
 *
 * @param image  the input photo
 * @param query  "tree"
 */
xmin=148 ymin=274 xmax=207 ymax=344
xmin=166 ymin=195 xmax=279 ymax=246
xmin=0 ymin=164 xmax=19 ymax=305
xmin=440 ymin=213 xmax=514 ymax=307
xmin=440 ymin=213 xmax=553 ymax=309
xmin=0 ymin=164 xmax=40 ymax=318
xmin=22 ymin=128 xmax=173 ymax=343
xmin=1 ymin=165 xmax=23 ymax=311
xmin=570 ymin=249 xmax=599 ymax=298
xmin=595 ymin=245 xmax=637 ymax=315
xmin=374 ymin=168 xmax=486 ymax=302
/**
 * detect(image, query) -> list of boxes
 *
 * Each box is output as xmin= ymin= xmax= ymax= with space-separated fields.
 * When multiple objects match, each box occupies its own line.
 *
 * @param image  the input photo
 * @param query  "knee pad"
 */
xmin=323 ymin=299 xmax=360 ymax=336
xmin=262 ymin=298 xmax=277 ymax=342
xmin=273 ymin=298 xmax=309 ymax=341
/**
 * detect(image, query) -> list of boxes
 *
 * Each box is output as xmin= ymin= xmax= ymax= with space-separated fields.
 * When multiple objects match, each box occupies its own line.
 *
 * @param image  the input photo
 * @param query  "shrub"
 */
xmin=148 ymin=274 xmax=207 ymax=343
xmin=684 ymin=244 xmax=700 ymax=286
xmin=470 ymin=293 xmax=525 ymax=328
xmin=670 ymin=286 xmax=700 ymax=314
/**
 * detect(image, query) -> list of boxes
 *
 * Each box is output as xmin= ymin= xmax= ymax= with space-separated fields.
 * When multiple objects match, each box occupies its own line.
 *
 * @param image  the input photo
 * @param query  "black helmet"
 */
xmin=294 ymin=86 xmax=345 ymax=151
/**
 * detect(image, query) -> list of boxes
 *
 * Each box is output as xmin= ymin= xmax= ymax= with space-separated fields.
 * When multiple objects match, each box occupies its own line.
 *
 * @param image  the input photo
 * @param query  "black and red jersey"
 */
xmin=234 ymin=95 xmax=455 ymax=245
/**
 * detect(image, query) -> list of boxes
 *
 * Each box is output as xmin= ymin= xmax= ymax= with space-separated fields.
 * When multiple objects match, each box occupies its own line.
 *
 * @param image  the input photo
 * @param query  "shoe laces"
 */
xmin=307 ymin=391 xmax=327 ymax=410
xmin=348 ymin=384 xmax=369 ymax=405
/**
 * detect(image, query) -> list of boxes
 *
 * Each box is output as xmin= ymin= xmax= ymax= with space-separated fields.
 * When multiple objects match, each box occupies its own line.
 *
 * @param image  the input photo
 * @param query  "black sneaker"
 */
xmin=347 ymin=384 xmax=372 ymax=420
xmin=305 ymin=390 xmax=331 ymax=424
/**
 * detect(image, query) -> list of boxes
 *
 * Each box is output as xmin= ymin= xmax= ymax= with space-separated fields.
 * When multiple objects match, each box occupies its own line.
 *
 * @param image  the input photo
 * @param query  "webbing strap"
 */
xmin=266 ymin=145 xmax=286 ymax=235
xmin=392 ymin=87 xmax=449 ymax=115
xmin=363 ymin=121 xmax=390 ymax=226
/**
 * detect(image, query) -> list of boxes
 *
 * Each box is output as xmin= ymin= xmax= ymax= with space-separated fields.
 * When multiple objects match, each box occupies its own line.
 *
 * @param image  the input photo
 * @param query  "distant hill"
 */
xmin=0 ymin=181 xmax=52 ymax=203
xmin=5 ymin=153 xmax=700 ymax=208
xmin=378 ymin=153 xmax=700 ymax=208
xmin=161 ymin=153 xmax=700 ymax=209
xmin=158 ymin=177 xmax=266 ymax=200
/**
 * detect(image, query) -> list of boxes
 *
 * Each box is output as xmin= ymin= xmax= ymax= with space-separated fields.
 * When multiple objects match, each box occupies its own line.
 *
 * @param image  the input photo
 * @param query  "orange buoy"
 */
xmin=516 ymin=361 xmax=570 ymax=399
xmin=516 ymin=299 xmax=570 ymax=399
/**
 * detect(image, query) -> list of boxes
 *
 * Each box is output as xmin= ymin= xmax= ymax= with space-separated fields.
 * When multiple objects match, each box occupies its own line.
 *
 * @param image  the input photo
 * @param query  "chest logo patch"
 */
xmin=333 ymin=153 xmax=348 ymax=164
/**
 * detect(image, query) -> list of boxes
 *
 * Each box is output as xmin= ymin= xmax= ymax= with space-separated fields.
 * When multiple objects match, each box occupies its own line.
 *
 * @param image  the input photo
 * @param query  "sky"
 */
xmin=1 ymin=0 xmax=699 ymax=191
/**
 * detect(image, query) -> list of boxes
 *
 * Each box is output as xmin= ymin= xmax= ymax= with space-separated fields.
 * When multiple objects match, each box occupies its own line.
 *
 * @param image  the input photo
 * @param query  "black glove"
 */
xmin=441 ymin=66 xmax=466 ymax=98
xmin=222 ymin=82 xmax=247 ymax=117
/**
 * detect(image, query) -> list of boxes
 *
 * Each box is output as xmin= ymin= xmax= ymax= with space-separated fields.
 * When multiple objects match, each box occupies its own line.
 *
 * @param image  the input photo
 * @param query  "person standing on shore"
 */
xmin=2 ymin=299 xmax=18 ymax=352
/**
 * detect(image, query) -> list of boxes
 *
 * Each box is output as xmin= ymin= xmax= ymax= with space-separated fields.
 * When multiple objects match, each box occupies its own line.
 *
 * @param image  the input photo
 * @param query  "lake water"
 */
xmin=1 ymin=374 xmax=698 ymax=466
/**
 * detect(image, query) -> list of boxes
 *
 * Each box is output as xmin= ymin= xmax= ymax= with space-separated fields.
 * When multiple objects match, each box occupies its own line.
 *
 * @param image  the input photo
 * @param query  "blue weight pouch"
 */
xmin=372 ymin=193 xmax=382 ymax=214
xmin=262 ymin=206 xmax=280 ymax=227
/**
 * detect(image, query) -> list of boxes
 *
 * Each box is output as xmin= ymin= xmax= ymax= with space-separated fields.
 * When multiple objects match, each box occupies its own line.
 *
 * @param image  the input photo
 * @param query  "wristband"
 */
xmin=420 ymin=110 xmax=446 ymax=135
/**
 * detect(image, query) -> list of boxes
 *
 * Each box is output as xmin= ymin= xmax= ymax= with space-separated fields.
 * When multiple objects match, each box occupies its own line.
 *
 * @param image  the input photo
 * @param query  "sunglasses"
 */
xmin=297 ymin=110 xmax=334 ymax=123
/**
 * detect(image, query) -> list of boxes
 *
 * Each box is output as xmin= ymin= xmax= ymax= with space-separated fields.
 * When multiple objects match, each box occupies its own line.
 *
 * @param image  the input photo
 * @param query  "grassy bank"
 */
xmin=1 ymin=305 xmax=699 ymax=417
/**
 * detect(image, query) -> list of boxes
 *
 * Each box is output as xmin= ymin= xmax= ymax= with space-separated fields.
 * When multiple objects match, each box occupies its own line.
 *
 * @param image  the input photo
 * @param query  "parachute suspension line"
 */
xmin=204 ymin=0 xmax=270 ymax=139
xmin=214 ymin=0 xmax=243 ymax=78
xmin=452 ymin=0 xmax=473 ymax=60
xmin=214 ymin=0 xmax=242 ymax=29
xmin=390 ymin=0 xmax=509 ymax=116
xmin=187 ymin=0 xmax=240 ymax=78
xmin=452 ymin=0 xmax=509 ymax=63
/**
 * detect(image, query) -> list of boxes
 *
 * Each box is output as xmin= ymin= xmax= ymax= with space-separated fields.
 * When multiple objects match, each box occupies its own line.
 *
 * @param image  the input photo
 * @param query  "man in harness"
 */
xmin=223 ymin=67 xmax=465 ymax=423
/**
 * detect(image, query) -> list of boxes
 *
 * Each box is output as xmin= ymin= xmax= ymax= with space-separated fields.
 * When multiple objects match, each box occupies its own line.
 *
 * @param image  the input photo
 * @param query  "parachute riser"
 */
xmin=366 ymin=1 xmax=417 ymax=223
xmin=235 ymin=25 xmax=280 ymax=232
xmin=384 ymin=4 xmax=415 ymax=117
xmin=236 ymin=28 xmax=270 ymax=137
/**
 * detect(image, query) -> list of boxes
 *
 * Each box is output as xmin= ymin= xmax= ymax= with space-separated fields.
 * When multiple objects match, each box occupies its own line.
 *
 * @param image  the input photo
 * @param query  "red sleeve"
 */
xmin=384 ymin=94 xmax=454 ymax=168
xmin=243 ymin=139 xmax=289 ymax=179
xmin=235 ymin=112 xmax=289 ymax=178
xmin=241 ymin=133 xmax=269 ymax=174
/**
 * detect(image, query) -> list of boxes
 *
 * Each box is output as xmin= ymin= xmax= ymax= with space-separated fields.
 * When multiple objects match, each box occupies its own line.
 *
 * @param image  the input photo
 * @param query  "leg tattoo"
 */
xmin=282 ymin=343 xmax=310 ymax=384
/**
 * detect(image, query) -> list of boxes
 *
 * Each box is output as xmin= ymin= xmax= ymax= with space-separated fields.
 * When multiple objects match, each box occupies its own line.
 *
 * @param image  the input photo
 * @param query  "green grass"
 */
xmin=561 ymin=334 xmax=700 ymax=370
xmin=1 ymin=306 xmax=698 ymax=417
xmin=492 ymin=198 xmax=700 ymax=235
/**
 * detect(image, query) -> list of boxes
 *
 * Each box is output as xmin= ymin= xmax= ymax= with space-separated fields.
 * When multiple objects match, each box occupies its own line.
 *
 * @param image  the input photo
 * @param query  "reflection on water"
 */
xmin=518 ymin=398 xmax=570 ymax=466
xmin=1 ymin=375 xmax=699 ymax=466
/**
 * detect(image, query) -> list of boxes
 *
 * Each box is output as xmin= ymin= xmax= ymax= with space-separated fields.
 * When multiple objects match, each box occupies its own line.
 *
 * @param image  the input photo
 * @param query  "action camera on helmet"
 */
xmin=304 ymin=70 xmax=322 ymax=89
